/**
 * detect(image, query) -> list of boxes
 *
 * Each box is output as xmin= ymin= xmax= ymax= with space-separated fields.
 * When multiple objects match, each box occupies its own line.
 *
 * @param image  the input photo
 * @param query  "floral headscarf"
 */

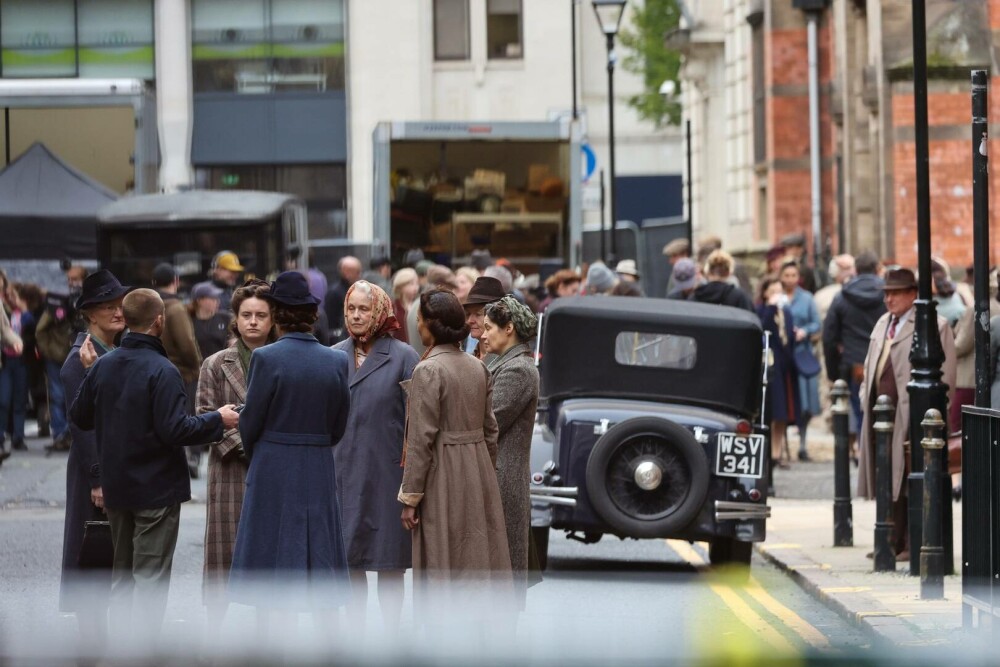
xmin=344 ymin=280 xmax=400 ymax=343
xmin=487 ymin=295 xmax=538 ymax=341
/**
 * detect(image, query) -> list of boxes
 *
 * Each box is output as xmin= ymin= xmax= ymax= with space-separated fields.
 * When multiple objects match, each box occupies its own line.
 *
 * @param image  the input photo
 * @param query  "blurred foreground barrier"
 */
xmin=919 ymin=409 xmax=945 ymax=599
xmin=873 ymin=395 xmax=895 ymax=573
xmin=831 ymin=380 xmax=852 ymax=547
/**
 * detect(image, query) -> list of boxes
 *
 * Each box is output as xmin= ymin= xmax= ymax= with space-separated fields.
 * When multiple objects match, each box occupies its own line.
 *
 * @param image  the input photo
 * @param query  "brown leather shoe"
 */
xmin=895 ymin=550 xmax=910 ymax=562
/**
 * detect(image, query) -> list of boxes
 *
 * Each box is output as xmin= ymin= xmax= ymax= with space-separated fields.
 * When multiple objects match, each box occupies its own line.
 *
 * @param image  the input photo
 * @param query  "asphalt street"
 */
xmin=0 ymin=434 xmax=871 ymax=664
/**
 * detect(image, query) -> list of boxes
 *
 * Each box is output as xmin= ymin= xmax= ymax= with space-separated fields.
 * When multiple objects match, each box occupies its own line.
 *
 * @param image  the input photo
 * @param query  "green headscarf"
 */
xmin=488 ymin=295 xmax=538 ymax=342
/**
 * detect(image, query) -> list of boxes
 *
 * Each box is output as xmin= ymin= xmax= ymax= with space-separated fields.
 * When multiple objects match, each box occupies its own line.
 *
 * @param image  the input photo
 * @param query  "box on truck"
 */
xmin=372 ymin=120 xmax=583 ymax=274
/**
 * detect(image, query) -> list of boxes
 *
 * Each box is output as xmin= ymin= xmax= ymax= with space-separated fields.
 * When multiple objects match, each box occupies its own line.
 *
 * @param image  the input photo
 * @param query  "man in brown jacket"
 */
xmin=152 ymin=263 xmax=203 ymax=475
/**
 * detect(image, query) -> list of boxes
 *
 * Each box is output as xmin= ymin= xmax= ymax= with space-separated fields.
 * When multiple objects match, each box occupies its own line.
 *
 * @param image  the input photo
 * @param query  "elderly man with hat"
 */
xmin=70 ymin=287 xmax=240 ymax=643
xmin=463 ymin=276 xmax=506 ymax=361
xmin=209 ymin=250 xmax=245 ymax=307
xmin=857 ymin=267 xmax=955 ymax=561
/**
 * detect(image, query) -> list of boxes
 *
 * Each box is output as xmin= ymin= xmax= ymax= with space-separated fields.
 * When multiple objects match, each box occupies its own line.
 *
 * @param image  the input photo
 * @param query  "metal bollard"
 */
xmin=873 ymin=395 xmax=896 ymax=572
xmin=920 ymin=409 xmax=946 ymax=599
xmin=832 ymin=380 xmax=853 ymax=547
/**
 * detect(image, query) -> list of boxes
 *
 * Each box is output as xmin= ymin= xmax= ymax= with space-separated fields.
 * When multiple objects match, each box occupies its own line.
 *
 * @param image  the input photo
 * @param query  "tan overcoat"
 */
xmin=196 ymin=346 xmax=249 ymax=605
xmin=858 ymin=311 xmax=955 ymax=500
xmin=399 ymin=345 xmax=513 ymax=593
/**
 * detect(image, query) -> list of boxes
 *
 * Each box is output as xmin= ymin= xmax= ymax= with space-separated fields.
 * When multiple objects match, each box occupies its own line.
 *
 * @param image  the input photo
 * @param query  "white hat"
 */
xmin=615 ymin=259 xmax=640 ymax=278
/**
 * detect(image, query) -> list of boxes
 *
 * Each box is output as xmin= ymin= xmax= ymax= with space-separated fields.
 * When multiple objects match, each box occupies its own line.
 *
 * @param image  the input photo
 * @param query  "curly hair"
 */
xmin=230 ymin=279 xmax=276 ymax=341
xmin=419 ymin=289 xmax=469 ymax=345
xmin=273 ymin=304 xmax=319 ymax=333
xmin=544 ymin=269 xmax=581 ymax=297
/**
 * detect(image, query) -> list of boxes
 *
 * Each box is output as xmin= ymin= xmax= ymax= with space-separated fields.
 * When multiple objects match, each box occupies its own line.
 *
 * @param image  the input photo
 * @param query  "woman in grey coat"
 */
xmin=333 ymin=280 xmax=418 ymax=630
xmin=482 ymin=296 xmax=540 ymax=608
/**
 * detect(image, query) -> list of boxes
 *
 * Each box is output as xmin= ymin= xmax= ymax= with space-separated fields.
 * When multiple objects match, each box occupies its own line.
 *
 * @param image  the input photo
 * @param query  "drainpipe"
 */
xmin=807 ymin=11 xmax=822 ymax=271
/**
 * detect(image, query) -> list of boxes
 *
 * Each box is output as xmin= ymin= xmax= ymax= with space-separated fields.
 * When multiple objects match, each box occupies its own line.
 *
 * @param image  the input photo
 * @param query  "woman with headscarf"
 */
xmin=398 ymin=289 xmax=512 ymax=614
xmin=332 ymin=280 xmax=419 ymax=630
xmin=229 ymin=271 xmax=351 ymax=622
xmin=58 ymin=269 xmax=129 ymax=651
xmin=196 ymin=279 xmax=274 ymax=627
xmin=481 ymin=296 xmax=540 ymax=609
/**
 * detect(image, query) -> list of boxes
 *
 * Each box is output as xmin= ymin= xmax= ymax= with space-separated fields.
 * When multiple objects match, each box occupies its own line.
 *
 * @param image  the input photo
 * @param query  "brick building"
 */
xmin=679 ymin=0 xmax=995 ymax=274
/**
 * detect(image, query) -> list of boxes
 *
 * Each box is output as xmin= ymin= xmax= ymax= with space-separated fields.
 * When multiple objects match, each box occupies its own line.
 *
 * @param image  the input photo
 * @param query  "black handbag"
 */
xmin=78 ymin=520 xmax=114 ymax=569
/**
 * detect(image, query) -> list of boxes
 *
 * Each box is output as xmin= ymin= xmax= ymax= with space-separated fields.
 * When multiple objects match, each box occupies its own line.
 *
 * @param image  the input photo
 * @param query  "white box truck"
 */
xmin=372 ymin=120 xmax=583 ymax=271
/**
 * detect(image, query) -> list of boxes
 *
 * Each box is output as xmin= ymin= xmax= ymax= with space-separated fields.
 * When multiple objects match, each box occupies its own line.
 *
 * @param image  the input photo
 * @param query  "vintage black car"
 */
xmin=530 ymin=296 xmax=771 ymax=570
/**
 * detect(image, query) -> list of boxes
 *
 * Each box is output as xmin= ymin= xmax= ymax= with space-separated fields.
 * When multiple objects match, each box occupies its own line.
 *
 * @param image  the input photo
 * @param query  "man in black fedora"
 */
xmin=462 ymin=276 xmax=506 ymax=361
xmin=70 ymin=287 xmax=240 ymax=644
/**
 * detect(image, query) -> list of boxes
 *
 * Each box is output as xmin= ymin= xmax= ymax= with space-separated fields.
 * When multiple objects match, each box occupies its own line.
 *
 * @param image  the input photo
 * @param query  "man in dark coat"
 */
xmin=70 ymin=288 xmax=239 ymax=642
xmin=822 ymin=250 xmax=887 ymax=440
xmin=324 ymin=255 xmax=362 ymax=344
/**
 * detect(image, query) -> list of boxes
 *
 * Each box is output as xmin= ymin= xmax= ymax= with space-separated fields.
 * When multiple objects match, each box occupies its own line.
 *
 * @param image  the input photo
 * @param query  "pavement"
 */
xmin=763 ymin=418 xmax=969 ymax=648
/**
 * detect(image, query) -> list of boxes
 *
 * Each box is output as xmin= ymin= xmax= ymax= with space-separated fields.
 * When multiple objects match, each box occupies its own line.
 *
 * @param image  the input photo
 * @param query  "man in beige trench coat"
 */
xmin=857 ymin=268 xmax=955 ymax=560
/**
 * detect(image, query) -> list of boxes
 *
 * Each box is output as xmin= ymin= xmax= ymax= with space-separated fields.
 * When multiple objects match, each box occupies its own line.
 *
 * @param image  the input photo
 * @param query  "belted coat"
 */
xmin=398 ymin=345 xmax=512 ymax=592
xmin=332 ymin=335 xmax=419 ymax=570
xmin=858 ymin=312 xmax=955 ymax=500
xmin=229 ymin=332 xmax=352 ymax=607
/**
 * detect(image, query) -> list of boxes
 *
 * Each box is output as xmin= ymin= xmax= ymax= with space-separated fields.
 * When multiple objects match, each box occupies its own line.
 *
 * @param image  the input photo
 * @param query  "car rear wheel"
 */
xmin=585 ymin=417 xmax=709 ymax=538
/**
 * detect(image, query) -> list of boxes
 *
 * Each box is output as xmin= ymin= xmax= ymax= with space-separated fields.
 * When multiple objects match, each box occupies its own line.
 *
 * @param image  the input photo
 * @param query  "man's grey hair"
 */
xmin=484 ymin=265 xmax=513 ymax=293
xmin=827 ymin=254 xmax=855 ymax=282
xmin=854 ymin=250 xmax=879 ymax=275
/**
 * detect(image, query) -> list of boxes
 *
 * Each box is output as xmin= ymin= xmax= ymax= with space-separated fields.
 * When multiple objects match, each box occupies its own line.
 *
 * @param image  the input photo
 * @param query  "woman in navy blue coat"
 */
xmin=756 ymin=276 xmax=800 ymax=483
xmin=229 ymin=272 xmax=352 ymax=612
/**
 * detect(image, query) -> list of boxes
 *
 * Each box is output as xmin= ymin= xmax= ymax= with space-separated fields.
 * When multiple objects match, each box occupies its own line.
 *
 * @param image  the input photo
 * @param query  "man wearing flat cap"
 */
xmin=857 ymin=267 xmax=955 ymax=561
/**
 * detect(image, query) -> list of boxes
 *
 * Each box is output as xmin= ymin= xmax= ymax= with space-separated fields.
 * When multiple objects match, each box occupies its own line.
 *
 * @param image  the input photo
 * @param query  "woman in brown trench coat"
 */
xmin=482 ymin=296 xmax=539 ymax=609
xmin=398 ymin=289 xmax=513 ymax=610
xmin=196 ymin=279 xmax=274 ymax=623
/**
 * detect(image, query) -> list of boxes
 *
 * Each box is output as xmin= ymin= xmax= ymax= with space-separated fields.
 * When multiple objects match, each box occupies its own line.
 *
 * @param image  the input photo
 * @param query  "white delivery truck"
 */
xmin=372 ymin=120 xmax=584 ymax=272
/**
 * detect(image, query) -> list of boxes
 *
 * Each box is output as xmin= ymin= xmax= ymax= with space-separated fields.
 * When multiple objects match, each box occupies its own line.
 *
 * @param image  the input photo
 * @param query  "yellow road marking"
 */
xmin=666 ymin=539 xmax=708 ymax=566
xmin=745 ymin=577 xmax=831 ymax=649
xmin=708 ymin=583 xmax=798 ymax=654
xmin=761 ymin=543 xmax=803 ymax=550
xmin=666 ymin=539 xmax=831 ymax=652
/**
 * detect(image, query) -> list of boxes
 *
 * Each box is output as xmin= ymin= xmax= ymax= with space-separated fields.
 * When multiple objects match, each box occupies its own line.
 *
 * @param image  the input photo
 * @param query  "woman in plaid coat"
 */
xmin=196 ymin=280 xmax=274 ymax=622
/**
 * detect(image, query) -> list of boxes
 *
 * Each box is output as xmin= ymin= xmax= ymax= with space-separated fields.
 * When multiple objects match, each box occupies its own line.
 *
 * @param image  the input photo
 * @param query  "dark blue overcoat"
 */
xmin=756 ymin=304 xmax=801 ymax=424
xmin=229 ymin=332 xmax=352 ymax=607
xmin=333 ymin=335 xmax=418 ymax=571
xmin=59 ymin=333 xmax=110 ymax=612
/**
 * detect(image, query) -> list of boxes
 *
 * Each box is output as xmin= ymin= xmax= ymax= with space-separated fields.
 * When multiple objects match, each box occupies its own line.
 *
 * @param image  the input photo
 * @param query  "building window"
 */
xmin=434 ymin=0 xmax=471 ymax=61
xmin=0 ymin=0 xmax=154 ymax=79
xmin=486 ymin=0 xmax=522 ymax=59
xmin=191 ymin=0 xmax=345 ymax=93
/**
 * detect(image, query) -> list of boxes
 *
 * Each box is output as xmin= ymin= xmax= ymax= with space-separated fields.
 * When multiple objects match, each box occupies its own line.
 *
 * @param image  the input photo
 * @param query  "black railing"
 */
xmin=961 ymin=405 xmax=1000 ymax=630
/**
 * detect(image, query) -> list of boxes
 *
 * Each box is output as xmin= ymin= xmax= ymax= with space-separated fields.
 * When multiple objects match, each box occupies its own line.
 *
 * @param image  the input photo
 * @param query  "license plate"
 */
xmin=715 ymin=433 xmax=766 ymax=479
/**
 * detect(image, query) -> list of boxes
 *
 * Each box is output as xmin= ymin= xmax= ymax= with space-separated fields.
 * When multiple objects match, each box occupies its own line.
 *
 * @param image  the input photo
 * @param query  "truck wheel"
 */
xmin=709 ymin=537 xmax=753 ymax=579
xmin=585 ymin=416 xmax=709 ymax=538
xmin=531 ymin=527 xmax=550 ymax=571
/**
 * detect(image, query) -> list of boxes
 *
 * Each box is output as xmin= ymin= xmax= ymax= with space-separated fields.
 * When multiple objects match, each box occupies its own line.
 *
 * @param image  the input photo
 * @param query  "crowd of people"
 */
xmin=0 ymin=236 xmax=991 ymax=649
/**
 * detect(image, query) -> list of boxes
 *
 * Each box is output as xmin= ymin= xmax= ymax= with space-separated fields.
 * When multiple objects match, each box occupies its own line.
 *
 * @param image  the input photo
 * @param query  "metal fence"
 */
xmin=962 ymin=405 xmax=1000 ymax=630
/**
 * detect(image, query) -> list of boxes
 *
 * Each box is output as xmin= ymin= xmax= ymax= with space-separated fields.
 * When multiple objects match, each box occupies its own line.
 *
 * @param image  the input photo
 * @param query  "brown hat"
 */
xmin=463 ymin=276 xmax=505 ymax=305
xmin=882 ymin=267 xmax=917 ymax=291
xmin=662 ymin=238 xmax=690 ymax=258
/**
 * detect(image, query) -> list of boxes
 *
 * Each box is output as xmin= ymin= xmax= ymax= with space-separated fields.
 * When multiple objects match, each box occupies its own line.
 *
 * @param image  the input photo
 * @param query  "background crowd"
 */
xmin=0 ymin=233 xmax=993 ymax=646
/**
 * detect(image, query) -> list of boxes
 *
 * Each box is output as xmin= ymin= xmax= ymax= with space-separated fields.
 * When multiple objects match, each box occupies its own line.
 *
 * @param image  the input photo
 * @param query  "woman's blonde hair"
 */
xmin=391 ymin=268 xmax=418 ymax=302
xmin=704 ymin=249 xmax=734 ymax=279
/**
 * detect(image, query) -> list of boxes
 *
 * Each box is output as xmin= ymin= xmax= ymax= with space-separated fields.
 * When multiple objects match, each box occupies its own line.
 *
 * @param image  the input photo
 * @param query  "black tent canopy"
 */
xmin=0 ymin=142 xmax=118 ymax=260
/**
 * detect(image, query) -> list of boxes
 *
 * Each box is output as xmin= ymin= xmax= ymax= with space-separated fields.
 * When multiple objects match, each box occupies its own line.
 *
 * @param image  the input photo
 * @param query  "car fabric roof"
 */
xmin=540 ymin=296 xmax=764 ymax=417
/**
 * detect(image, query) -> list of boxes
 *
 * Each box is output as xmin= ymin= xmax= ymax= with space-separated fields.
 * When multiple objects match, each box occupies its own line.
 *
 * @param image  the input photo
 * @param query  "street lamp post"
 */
xmin=592 ymin=0 xmax=627 ymax=264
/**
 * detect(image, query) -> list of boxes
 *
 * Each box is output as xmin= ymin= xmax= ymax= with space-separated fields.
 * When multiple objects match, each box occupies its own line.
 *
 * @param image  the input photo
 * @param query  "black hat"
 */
xmin=265 ymin=271 xmax=321 ymax=307
xmin=76 ymin=269 xmax=131 ymax=310
xmin=463 ymin=276 xmax=505 ymax=306
xmin=151 ymin=263 xmax=177 ymax=287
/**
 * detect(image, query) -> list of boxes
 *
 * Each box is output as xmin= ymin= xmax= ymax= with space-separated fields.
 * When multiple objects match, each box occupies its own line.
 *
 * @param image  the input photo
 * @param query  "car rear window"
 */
xmin=614 ymin=332 xmax=697 ymax=370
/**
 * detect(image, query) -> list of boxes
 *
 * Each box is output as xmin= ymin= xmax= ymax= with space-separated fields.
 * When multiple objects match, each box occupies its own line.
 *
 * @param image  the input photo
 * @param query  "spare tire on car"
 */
xmin=585 ymin=416 xmax=709 ymax=538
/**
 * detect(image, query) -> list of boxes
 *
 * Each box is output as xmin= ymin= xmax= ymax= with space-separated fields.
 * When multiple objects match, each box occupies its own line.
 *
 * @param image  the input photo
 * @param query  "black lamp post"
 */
xmin=592 ymin=0 xmax=627 ymax=264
